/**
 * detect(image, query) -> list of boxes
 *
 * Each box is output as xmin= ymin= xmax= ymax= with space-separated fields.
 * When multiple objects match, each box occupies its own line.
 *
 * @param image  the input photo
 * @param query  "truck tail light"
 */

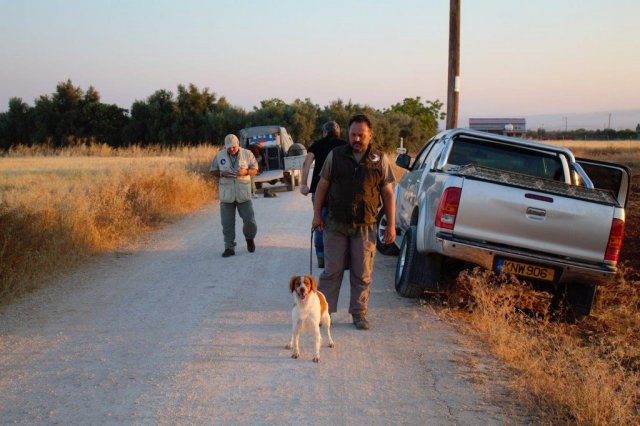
xmin=604 ymin=218 xmax=625 ymax=262
xmin=435 ymin=187 xmax=461 ymax=230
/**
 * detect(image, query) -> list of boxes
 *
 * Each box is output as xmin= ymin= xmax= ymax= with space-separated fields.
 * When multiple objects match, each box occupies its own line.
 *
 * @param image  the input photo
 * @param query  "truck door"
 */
xmin=396 ymin=139 xmax=440 ymax=231
xmin=576 ymin=158 xmax=630 ymax=208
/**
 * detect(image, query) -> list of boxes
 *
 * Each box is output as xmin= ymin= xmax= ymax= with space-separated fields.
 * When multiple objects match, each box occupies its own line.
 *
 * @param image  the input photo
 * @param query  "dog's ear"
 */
xmin=289 ymin=276 xmax=297 ymax=293
xmin=308 ymin=275 xmax=317 ymax=293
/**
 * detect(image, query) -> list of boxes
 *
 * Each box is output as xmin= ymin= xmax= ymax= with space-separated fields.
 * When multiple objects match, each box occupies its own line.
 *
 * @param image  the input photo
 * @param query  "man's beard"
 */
xmin=351 ymin=142 xmax=366 ymax=152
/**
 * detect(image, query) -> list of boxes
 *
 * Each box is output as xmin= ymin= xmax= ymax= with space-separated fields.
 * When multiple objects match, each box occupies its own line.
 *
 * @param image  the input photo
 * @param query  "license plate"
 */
xmin=494 ymin=258 xmax=556 ymax=282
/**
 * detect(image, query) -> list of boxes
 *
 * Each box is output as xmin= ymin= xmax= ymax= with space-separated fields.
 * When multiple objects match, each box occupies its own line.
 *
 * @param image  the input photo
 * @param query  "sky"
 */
xmin=1 ymin=0 xmax=639 ymax=129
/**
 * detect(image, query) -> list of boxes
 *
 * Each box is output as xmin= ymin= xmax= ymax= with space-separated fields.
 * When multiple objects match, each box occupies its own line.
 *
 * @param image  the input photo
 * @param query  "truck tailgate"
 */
xmin=454 ymin=179 xmax=615 ymax=263
xmin=253 ymin=169 xmax=284 ymax=183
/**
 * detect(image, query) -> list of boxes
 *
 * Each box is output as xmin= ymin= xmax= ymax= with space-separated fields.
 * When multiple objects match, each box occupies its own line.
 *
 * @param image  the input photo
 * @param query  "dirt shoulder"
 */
xmin=0 ymin=188 xmax=530 ymax=424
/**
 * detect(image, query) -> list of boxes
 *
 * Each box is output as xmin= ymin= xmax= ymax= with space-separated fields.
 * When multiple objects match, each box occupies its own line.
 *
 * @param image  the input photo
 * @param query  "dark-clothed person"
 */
xmin=312 ymin=114 xmax=396 ymax=330
xmin=300 ymin=121 xmax=347 ymax=268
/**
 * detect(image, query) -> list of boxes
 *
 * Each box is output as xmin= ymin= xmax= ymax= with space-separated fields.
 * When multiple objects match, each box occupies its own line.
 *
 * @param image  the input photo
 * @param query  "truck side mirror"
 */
xmin=396 ymin=154 xmax=411 ymax=170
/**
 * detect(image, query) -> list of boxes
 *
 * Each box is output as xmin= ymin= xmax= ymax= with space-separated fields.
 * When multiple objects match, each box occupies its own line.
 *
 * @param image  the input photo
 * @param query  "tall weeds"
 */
xmin=0 ymin=143 xmax=219 ymax=301
xmin=448 ymin=265 xmax=639 ymax=424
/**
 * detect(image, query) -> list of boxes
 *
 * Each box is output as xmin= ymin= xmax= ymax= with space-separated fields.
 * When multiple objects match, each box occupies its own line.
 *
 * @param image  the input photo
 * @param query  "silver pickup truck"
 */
xmin=377 ymin=128 xmax=630 ymax=318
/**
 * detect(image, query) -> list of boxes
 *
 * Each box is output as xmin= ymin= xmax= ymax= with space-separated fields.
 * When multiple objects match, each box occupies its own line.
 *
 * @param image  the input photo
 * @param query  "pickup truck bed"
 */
xmin=454 ymin=167 xmax=616 ymax=264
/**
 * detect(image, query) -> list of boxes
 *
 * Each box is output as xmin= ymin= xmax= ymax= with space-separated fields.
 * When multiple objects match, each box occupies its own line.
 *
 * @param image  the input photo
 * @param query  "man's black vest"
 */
xmin=327 ymin=145 xmax=385 ymax=226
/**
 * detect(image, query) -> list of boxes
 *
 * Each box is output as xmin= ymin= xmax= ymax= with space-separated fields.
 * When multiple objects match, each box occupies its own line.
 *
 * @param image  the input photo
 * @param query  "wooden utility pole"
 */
xmin=446 ymin=0 xmax=461 ymax=129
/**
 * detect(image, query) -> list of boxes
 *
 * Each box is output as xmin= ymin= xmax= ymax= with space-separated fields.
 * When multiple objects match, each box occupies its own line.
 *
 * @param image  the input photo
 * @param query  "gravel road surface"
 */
xmin=0 ymin=187 xmax=528 ymax=425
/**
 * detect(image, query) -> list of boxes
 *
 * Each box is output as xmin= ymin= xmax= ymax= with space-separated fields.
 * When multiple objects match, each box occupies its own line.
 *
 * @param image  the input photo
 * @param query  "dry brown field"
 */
xmin=542 ymin=139 xmax=639 ymax=151
xmin=0 ymin=143 xmax=218 ymax=302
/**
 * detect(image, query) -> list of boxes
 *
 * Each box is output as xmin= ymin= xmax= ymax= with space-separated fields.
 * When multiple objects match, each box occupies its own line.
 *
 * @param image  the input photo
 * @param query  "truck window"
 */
xmin=448 ymin=138 xmax=564 ymax=181
xmin=579 ymin=161 xmax=624 ymax=195
xmin=411 ymin=139 xmax=439 ymax=171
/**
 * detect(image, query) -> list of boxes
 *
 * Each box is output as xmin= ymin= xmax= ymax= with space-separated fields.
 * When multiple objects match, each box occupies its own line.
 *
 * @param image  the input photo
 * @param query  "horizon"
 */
xmin=1 ymin=1 xmax=639 ymax=129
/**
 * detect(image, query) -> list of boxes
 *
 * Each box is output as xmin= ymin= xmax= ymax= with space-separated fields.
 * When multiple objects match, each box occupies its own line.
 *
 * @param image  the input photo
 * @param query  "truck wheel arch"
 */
xmin=376 ymin=210 xmax=400 ymax=256
xmin=414 ymin=200 xmax=432 ymax=254
xmin=395 ymin=225 xmax=443 ymax=297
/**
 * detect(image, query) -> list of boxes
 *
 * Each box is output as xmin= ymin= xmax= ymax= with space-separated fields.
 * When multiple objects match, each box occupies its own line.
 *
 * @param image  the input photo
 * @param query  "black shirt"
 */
xmin=307 ymin=136 xmax=347 ymax=193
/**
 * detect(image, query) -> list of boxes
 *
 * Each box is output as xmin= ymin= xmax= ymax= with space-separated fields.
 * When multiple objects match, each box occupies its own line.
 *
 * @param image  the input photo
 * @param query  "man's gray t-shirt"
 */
xmin=320 ymin=150 xmax=395 ymax=187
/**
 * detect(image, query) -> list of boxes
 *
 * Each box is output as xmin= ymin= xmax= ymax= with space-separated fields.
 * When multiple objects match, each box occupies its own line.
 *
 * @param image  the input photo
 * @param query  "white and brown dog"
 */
xmin=287 ymin=275 xmax=335 ymax=362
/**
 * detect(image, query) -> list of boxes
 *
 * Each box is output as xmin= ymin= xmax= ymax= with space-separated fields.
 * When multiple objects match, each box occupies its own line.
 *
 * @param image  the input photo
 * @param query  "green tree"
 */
xmin=30 ymin=79 xmax=129 ymax=147
xmin=317 ymin=99 xmax=352 ymax=132
xmin=248 ymin=98 xmax=290 ymax=127
xmin=289 ymin=98 xmax=319 ymax=145
xmin=381 ymin=110 xmax=424 ymax=153
xmin=386 ymin=97 xmax=443 ymax=144
xmin=34 ymin=79 xmax=84 ymax=146
xmin=80 ymin=101 xmax=129 ymax=147
xmin=51 ymin=79 xmax=85 ymax=146
xmin=33 ymin=94 xmax=57 ymax=145
xmin=317 ymin=99 xmax=376 ymax=144
xmin=145 ymin=89 xmax=179 ymax=146
xmin=1 ymin=80 xmax=448 ymax=151
xmin=0 ymin=97 xmax=35 ymax=148
xmin=75 ymin=85 xmax=128 ymax=146
xmin=207 ymin=98 xmax=247 ymax=145
xmin=175 ymin=83 xmax=218 ymax=144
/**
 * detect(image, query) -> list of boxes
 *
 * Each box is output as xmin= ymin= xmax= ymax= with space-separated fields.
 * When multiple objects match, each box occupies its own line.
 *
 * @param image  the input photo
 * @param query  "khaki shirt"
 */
xmin=210 ymin=148 xmax=258 ymax=203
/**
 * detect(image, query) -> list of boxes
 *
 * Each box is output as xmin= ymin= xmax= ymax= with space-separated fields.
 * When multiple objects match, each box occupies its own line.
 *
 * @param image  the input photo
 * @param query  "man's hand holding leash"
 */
xmin=299 ymin=152 xmax=315 ymax=197
xmin=311 ymin=177 xmax=330 ymax=232
xmin=312 ymin=214 xmax=324 ymax=232
xmin=381 ymin=183 xmax=396 ymax=244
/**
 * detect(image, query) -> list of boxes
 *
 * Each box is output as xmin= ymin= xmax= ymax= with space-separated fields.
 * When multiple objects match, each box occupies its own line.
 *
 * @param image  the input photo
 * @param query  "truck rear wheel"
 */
xmin=376 ymin=211 xmax=399 ymax=255
xmin=550 ymin=283 xmax=595 ymax=323
xmin=395 ymin=225 xmax=442 ymax=297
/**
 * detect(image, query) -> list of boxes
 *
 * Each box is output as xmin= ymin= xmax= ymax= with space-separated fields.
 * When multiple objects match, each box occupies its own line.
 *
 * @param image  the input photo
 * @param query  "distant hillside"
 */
xmin=458 ymin=109 xmax=640 ymax=131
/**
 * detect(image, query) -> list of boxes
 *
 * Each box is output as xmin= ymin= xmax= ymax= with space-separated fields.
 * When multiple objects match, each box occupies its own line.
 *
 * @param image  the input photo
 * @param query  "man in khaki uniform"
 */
xmin=210 ymin=134 xmax=259 ymax=257
xmin=312 ymin=114 xmax=396 ymax=330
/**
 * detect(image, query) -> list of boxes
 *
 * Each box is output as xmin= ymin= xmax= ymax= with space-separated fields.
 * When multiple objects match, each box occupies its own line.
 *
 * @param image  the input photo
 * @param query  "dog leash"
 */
xmin=310 ymin=225 xmax=320 ymax=276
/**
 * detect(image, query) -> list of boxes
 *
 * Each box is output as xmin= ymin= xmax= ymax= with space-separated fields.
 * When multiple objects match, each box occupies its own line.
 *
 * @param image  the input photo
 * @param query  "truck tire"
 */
xmin=550 ymin=283 xmax=595 ymax=323
xmin=395 ymin=225 xmax=442 ymax=297
xmin=376 ymin=210 xmax=400 ymax=256
xmin=255 ymin=182 xmax=263 ymax=190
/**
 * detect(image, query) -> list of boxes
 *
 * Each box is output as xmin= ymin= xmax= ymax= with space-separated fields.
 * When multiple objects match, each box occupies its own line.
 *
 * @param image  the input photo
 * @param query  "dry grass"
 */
xmin=446 ymin=267 xmax=639 ymax=425
xmin=0 ymin=143 xmax=219 ymax=302
xmin=542 ymin=139 xmax=639 ymax=151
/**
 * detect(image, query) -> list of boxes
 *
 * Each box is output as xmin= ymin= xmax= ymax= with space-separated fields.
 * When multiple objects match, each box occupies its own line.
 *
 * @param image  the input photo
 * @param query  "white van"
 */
xmin=238 ymin=125 xmax=305 ymax=191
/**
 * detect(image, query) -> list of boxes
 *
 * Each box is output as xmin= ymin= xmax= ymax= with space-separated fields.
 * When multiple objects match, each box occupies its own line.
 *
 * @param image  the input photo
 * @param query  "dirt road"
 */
xmin=0 ymin=187 xmax=528 ymax=424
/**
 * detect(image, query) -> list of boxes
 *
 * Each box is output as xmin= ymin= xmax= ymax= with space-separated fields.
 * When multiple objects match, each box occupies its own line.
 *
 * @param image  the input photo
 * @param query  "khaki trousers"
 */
xmin=318 ymin=227 xmax=377 ymax=317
